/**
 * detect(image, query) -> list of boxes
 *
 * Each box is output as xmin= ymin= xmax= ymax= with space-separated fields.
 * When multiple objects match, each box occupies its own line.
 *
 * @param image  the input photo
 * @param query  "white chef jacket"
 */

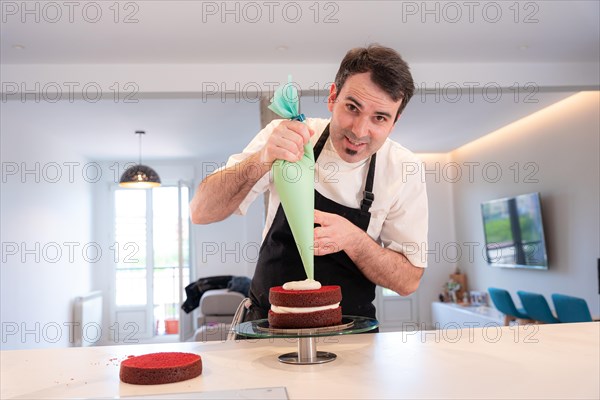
xmin=224 ymin=118 xmax=429 ymax=268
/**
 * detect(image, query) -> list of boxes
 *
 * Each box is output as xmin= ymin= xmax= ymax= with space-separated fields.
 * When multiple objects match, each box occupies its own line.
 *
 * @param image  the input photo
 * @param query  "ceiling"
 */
xmin=2 ymin=1 xmax=599 ymax=64
xmin=1 ymin=1 xmax=598 ymax=160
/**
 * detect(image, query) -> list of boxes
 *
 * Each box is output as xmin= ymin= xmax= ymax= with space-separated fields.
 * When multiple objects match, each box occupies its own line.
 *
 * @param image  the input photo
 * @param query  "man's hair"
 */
xmin=334 ymin=44 xmax=415 ymax=120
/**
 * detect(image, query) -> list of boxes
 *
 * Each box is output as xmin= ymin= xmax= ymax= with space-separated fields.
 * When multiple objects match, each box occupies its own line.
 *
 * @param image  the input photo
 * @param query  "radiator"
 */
xmin=72 ymin=291 xmax=103 ymax=347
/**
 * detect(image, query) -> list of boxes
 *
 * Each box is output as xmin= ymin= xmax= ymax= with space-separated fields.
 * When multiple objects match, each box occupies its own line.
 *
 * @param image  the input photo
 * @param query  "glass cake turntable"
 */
xmin=232 ymin=316 xmax=378 ymax=365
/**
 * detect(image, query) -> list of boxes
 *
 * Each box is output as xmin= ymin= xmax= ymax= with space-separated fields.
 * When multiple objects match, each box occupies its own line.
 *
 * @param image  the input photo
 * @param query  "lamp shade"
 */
xmin=119 ymin=164 xmax=161 ymax=188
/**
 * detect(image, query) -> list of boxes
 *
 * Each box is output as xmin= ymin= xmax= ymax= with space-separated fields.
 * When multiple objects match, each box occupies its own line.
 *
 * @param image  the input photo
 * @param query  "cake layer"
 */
xmin=271 ymin=302 xmax=340 ymax=314
xmin=120 ymin=352 xmax=202 ymax=385
xmin=268 ymin=306 xmax=342 ymax=329
xmin=269 ymin=285 xmax=342 ymax=308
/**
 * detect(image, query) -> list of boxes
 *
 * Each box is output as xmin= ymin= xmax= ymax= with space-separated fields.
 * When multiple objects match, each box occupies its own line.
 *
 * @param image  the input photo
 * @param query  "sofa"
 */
xmin=193 ymin=289 xmax=246 ymax=341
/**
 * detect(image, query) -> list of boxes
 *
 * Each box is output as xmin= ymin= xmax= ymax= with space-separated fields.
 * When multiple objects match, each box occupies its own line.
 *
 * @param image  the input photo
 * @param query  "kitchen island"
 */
xmin=2 ymin=322 xmax=598 ymax=399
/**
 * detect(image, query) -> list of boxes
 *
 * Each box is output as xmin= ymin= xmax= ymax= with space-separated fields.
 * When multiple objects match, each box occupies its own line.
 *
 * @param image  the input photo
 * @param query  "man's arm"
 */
xmin=313 ymin=210 xmax=424 ymax=296
xmin=190 ymin=120 xmax=313 ymax=224
xmin=190 ymin=151 xmax=270 ymax=224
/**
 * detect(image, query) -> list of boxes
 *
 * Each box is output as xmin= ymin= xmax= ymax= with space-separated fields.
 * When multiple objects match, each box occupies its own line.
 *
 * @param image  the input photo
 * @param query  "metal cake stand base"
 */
xmin=277 ymin=336 xmax=336 ymax=364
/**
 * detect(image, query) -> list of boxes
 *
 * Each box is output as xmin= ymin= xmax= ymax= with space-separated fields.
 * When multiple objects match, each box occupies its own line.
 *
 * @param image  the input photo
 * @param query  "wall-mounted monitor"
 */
xmin=481 ymin=192 xmax=549 ymax=270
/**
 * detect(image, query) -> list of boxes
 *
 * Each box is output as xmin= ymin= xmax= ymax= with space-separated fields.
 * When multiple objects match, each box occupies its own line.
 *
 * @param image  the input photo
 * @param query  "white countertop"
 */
xmin=2 ymin=322 xmax=599 ymax=399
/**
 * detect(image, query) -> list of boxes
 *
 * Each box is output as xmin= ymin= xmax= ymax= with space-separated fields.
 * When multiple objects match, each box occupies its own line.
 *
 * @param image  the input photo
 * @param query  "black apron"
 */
xmin=246 ymin=124 xmax=377 ymax=321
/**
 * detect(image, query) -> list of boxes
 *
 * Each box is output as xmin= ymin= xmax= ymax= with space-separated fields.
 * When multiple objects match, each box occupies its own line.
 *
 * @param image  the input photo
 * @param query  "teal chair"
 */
xmin=517 ymin=291 xmax=559 ymax=324
xmin=551 ymin=294 xmax=593 ymax=323
xmin=488 ymin=287 xmax=532 ymax=325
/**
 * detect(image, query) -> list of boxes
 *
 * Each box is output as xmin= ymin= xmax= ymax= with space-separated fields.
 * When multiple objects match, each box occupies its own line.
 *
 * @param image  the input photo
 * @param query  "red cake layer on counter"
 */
xmin=120 ymin=352 xmax=202 ymax=385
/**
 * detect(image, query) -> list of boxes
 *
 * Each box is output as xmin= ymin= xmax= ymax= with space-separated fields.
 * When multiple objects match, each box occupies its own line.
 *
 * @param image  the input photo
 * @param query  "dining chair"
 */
xmin=488 ymin=287 xmax=532 ymax=325
xmin=517 ymin=291 xmax=559 ymax=324
xmin=551 ymin=294 xmax=593 ymax=323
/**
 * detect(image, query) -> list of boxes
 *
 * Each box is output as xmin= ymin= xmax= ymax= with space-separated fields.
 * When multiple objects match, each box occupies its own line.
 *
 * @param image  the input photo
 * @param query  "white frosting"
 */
xmin=271 ymin=303 xmax=340 ymax=314
xmin=282 ymin=279 xmax=321 ymax=291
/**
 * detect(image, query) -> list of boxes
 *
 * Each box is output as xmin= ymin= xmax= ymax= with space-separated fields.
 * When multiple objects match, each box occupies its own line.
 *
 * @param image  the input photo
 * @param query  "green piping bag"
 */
xmin=268 ymin=76 xmax=315 ymax=280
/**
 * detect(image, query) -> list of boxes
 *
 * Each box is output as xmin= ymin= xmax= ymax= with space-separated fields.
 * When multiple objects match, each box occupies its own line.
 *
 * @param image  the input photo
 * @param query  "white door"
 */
xmin=375 ymin=286 xmax=419 ymax=332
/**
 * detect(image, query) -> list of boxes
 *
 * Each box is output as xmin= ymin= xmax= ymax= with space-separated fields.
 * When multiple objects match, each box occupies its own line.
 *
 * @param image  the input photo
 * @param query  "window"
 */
xmin=113 ymin=185 xmax=190 ymax=336
xmin=114 ymin=189 xmax=147 ymax=306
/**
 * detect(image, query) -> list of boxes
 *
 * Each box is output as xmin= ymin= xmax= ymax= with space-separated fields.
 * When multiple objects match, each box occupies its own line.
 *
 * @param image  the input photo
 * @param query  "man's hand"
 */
xmin=313 ymin=209 xmax=424 ymax=296
xmin=313 ymin=210 xmax=362 ymax=256
xmin=190 ymin=120 xmax=314 ymax=225
xmin=259 ymin=120 xmax=314 ymax=164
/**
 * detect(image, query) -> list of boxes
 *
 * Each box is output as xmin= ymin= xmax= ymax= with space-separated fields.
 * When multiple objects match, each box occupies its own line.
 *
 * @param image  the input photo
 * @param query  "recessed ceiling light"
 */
xmin=12 ymin=44 xmax=25 ymax=50
xmin=276 ymin=45 xmax=288 ymax=52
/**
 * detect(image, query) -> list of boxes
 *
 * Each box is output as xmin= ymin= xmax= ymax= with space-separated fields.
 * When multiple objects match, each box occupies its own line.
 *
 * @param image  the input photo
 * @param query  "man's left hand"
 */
xmin=313 ymin=210 xmax=362 ymax=256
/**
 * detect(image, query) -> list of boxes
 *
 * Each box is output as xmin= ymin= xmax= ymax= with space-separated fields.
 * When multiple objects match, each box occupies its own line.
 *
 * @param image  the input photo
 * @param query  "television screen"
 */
xmin=481 ymin=192 xmax=549 ymax=269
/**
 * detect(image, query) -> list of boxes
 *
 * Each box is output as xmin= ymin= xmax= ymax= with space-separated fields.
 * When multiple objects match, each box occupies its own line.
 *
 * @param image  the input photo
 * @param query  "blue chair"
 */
xmin=551 ymin=294 xmax=593 ymax=323
xmin=488 ymin=287 xmax=532 ymax=325
xmin=517 ymin=291 xmax=559 ymax=324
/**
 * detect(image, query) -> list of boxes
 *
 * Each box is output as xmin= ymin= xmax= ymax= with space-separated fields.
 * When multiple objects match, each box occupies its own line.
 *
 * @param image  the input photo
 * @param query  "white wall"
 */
xmin=450 ymin=92 xmax=600 ymax=316
xmin=1 ymin=102 xmax=93 ymax=350
xmin=190 ymin=201 xmax=264 ymax=279
xmin=416 ymin=153 xmax=459 ymax=327
xmin=191 ymin=151 xmax=265 ymax=280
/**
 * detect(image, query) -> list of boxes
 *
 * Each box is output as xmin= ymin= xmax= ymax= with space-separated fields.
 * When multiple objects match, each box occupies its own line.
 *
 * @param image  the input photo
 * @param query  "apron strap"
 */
xmin=313 ymin=124 xmax=330 ymax=159
xmin=361 ymin=153 xmax=376 ymax=212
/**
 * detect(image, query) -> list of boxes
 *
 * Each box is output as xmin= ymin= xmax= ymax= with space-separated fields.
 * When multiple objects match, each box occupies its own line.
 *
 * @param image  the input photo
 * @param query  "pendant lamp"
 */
xmin=119 ymin=130 xmax=161 ymax=188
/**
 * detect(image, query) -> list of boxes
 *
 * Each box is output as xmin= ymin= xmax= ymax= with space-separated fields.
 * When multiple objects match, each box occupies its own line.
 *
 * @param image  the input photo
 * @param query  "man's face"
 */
xmin=327 ymin=72 xmax=402 ymax=163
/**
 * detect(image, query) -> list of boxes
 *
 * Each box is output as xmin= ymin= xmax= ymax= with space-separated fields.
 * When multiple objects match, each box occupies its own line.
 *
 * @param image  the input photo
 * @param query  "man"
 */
xmin=191 ymin=45 xmax=428 ymax=322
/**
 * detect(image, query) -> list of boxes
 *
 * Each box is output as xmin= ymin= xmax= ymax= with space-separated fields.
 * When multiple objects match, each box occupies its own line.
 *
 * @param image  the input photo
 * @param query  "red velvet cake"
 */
xmin=119 ymin=352 xmax=202 ymax=385
xmin=268 ymin=284 xmax=342 ymax=329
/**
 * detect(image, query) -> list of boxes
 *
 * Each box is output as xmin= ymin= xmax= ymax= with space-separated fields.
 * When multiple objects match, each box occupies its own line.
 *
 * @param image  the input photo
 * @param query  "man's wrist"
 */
xmin=256 ymin=148 xmax=274 ymax=167
xmin=238 ymin=151 xmax=272 ymax=184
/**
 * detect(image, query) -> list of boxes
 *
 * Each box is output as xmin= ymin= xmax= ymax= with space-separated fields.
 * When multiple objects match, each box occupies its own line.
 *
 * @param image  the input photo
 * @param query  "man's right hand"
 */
xmin=259 ymin=120 xmax=315 ymax=164
xmin=191 ymin=120 xmax=315 ymax=224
